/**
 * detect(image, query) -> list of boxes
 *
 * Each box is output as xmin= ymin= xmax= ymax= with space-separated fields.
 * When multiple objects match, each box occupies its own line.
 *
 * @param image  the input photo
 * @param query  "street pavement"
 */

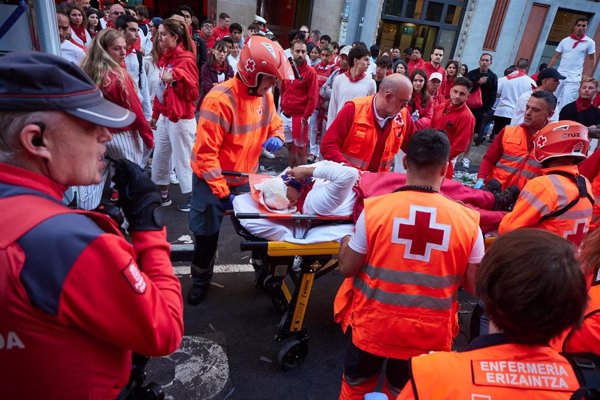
xmin=146 ymin=144 xmax=486 ymax=400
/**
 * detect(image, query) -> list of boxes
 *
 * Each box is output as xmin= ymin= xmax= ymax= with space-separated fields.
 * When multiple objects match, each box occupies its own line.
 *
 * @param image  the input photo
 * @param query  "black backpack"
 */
xmin=564 ymin=353 xmax=600 ymax=399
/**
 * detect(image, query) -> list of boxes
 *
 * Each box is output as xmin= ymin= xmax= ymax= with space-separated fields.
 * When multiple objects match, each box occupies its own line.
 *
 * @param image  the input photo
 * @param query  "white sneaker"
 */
xmin=170 ymin=175 xmax=179 ymax=185
xmin=262 ymin=148 xmax=275 ymax=159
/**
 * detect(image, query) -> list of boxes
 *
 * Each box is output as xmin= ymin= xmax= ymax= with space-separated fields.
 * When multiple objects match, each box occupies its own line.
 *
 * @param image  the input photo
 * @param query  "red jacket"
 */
xmin=213 ymin=26 xmax=229 ymax=41
xmin=0 ymin=163 xmax=183 ymax=400
xmin=103 ymin=68 xmax=153 ymax=148
xmin=421 ymin=61 xmax=445 ymax=85
xmin=407 ymin=58 xmax=425 ymax=75
xmin=153 ymin=44 xmax=199 ymax=122
xmin=321 ymin=100 xmax=415 ymax=172
xmin=431 ymin=100 xmax=475 ymax=160
xmin=280 ymin=61 xmax=319 ymax=120
xmin=408 ymin=92 xmax=433 ymax=130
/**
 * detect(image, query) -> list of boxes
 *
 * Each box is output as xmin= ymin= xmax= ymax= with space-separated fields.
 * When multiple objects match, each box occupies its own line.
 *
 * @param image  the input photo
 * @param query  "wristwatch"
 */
xmin=170 ymin=80 xmax=177 ymax=87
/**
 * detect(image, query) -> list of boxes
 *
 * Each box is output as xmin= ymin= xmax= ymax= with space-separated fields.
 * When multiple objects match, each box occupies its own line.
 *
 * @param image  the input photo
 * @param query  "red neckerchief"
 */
xmin=213 ymin=62 xmax=228 ymax=74
xmin=570 ymin=34 xmax=587 ymax=48
xmin=316 ymin=61 xmax=334 ymax=71
xmin=345 ymin=70 xmax=366 ymax=83
xmin=576 ymin=98 xmax=593 ymax=112
xmin=126 ymin=46 xmax=135 ymax=56
xmin=71 ymin=23 xmax=87 ymax=44
xmin=506 ymin=69 xmax=527 ymax=80
xmin=69 ymin=37 xmax=87 ymax=52
xmin=296 ymin=180 xmax=316 ymax=214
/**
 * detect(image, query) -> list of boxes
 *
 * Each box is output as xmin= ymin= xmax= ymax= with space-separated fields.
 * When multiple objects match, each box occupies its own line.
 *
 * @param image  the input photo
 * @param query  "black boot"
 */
xmin=187 ymin=277 xmax=210 ymax=305
xmin=493 ymin=185 xmax=520 ymax=211
xmin=187 ymin=234 xmax=219 ymax=305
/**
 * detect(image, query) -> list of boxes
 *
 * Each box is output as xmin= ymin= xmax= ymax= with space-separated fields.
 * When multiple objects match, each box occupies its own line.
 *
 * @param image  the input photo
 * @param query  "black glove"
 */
xmin=112 ymin=159 xmax=164 ymax=231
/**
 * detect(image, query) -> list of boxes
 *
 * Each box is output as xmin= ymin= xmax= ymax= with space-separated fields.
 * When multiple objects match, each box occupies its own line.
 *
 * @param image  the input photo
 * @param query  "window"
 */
xmin=482 ymin=0 xmax=510 ymax=51
xmin=405 ymin=0 xmax=425 ymax=19
xmin=425 ymin=2 xmax=444 ymax=22
xmin=445 ymin=5 xmax=463 ymax=25
xmin=385 ymin=0 xmax=404 ymax=17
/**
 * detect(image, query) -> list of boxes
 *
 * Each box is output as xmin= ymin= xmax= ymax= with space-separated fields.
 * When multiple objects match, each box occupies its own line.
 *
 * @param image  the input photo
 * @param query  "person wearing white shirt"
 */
xmin=117 ymin=15 xmax=152 ymax=121
xmin=233 ymin=161 xmax=359 ymax=242
xmin=57 ymin=13 xmax=86 ymax=65
xmin=510 ymin=67 xmax=564 ymax=126
xmin=326 ymin=46 xmax=376 ymax=128
xmin=491 ymin=61 xmax=536 ymax=141
xmin=547 ymin=17 xmax=596 ymax=113
xmin=227 ymin=42 xmax=241 ymax=75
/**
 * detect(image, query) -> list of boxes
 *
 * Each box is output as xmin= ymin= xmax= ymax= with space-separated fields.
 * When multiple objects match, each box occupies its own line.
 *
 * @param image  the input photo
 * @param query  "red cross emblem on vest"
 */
xmin=564 ymin=218 xmax=589 ymax=245
xmin=536 ymin=135 xmax=547 ymax=148
xmin=391 ymin=205 xmax=451 ymax=262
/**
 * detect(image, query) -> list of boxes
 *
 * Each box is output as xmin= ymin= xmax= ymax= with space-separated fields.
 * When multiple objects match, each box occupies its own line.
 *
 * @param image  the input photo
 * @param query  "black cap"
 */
xmin=0 ymin=51 xmax=135 ymax=128
xmin=538 ymin=67 xmax=566 ymax=82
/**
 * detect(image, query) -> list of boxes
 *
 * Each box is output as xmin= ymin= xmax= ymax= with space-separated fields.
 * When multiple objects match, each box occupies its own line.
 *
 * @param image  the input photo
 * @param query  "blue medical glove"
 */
xmin=474 ymin=178 xmax=485 ymax=189
xmin=263 ymin=137 xmax=283 ymax=153
xmin=219 ymin=194 xmax=235 ymax=211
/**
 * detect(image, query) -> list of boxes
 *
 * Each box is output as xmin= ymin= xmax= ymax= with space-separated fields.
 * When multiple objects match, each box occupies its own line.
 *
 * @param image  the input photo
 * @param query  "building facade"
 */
xmin=141 ymin=0 xmax=600 ymax=78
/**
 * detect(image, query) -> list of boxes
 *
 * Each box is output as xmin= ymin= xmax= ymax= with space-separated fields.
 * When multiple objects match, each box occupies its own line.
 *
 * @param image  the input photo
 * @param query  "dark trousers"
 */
xmin=491 ymin=116 xmax=511 ymax=141
xmin=343 ymin=330 xmax=410 ymax=391
xmin=189 ymin=176 xmax=248 ymax=286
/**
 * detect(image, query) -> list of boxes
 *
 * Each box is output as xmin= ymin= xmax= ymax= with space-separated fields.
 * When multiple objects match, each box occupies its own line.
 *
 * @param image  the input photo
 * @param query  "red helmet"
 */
xmin=533 ymin=120 xmax=589 ymax=164
xmin=237 ymin=36 xmax=294 ymax=87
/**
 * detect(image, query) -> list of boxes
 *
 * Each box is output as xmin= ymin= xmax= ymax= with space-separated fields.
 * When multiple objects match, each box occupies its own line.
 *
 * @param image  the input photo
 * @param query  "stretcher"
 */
xmin=229 ymin=172 xmax=352 ymax=370
xmin=230 ymin=171 xmax=502 ymax=370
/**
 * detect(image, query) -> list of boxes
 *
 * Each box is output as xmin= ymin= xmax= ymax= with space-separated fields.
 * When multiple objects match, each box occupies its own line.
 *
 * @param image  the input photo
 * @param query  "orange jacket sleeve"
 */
xmin=498 ymin=179 xmax=546 ymax=234
xmin=193 ymin=96 xmax=233 ymax=199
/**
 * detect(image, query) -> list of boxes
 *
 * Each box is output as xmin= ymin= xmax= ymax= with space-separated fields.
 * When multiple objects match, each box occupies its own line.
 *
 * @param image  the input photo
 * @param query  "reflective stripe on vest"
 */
xmin=346 ymin=191 xmax=480 ymax=359
xmin=353 ymin=277 xmax=456 ymax=310
xmin=491 ymin=126 xmax=541 ymax=189
xmin=341 ymin=96 xmax=405 ymax=172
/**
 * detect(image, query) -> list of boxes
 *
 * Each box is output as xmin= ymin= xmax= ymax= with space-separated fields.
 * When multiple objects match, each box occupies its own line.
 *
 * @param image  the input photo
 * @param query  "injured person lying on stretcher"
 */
xmin=233 ymin=160 xmax=520 ymax=244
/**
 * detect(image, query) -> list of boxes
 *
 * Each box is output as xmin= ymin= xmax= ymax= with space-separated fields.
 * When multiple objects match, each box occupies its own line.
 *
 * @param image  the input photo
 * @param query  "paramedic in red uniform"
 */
xmin=398 ymin=229 xmax=589 ymax=399
xmin=0 ymin=52 xmax=183 ymax=399
xmin=334 ymin=129 xmax=484 ymax=399
xmin=475 ymin=90 xmax=556 ymax=191
xmin=320 ymin=73 xmax=414 ymax=172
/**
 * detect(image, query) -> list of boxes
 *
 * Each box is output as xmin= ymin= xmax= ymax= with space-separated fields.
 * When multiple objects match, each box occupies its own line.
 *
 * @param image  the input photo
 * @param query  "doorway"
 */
xmin=539 ymin=8 xmax=594 ymax=67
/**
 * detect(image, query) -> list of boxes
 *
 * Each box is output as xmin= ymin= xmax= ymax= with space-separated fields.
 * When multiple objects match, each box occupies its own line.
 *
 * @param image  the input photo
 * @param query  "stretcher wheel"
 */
xmin=277 ymin=338 xmax=309 ymax=370
xmin=263 ymin=274 xmax=279 ymax=292
xmin=271 ymin=290 xmax=288 ymax=313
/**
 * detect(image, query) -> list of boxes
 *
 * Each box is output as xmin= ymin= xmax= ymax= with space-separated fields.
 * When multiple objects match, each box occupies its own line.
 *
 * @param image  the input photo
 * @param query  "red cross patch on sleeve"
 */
xmin=121 ymin=263 xmax=147 ymax=294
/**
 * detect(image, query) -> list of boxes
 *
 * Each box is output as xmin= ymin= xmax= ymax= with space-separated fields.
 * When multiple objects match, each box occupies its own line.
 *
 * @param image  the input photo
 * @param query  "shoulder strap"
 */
xmin=0 ymin=186 xmax=121 ymax=247
xmin=563 ymin=353 xmax=600 ymax=400
xmin=136 ymin=50 xmax=143 ymax=90
xmin=540 ymin=172 xmax=594 ymax=222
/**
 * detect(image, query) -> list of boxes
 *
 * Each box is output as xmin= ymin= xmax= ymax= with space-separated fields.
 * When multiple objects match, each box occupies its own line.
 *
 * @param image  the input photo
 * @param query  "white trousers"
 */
xmin=555 ymin=80 xmax=580 ymax=115
xmin=308 ymin=109 xmax=321 ymax=157
xmin=151 ymin=115 xmax=196 ymax=194
xmin=77 ymin=130 xmax=144 ymax=210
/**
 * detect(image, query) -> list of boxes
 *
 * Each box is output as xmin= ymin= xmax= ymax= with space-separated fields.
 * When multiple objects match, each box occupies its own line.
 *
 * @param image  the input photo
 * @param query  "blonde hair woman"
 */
xmin=77 ymin=28 xmax=154 ymax=210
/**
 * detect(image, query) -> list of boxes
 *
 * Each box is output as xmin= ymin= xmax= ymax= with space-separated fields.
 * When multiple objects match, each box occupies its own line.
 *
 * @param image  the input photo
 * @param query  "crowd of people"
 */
xmin=2 ymin=0 xmax=600 ymax=398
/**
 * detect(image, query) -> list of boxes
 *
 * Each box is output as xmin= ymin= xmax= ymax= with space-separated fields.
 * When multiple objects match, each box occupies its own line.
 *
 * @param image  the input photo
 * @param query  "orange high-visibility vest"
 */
xmin=590 ymin=173 xmax=600 ymax=232
xmin=552 ymin=270 xmax=600 ymax=354
xmin=191 ymin=78 xmax=285 ymax=198
xmin=490 ymin=125 xmax=542 ymax=190
xmin=499 ymin=165 xmax=593 ymax=247
xmin=340 ymin=96 xmax=408 ymax=172
xmin=343 ymin=190 xmax=480 ymax=360
xmin=404 ymin=342 xmax=581 ymax=399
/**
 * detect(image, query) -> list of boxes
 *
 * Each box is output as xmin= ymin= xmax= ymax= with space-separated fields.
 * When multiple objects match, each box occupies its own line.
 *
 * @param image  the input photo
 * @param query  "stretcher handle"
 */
xmin=240 ymin=241 xmax=267 ymax=251
xmin=222 ymin=170 xmax=249 ymax=177
xmin=235 ymin=212 xmax=353 ymax=221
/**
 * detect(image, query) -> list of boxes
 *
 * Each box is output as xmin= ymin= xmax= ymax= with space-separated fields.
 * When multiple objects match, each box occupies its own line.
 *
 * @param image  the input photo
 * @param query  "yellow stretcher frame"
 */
xmin=239 ymin=240 xmax=341 ymax=370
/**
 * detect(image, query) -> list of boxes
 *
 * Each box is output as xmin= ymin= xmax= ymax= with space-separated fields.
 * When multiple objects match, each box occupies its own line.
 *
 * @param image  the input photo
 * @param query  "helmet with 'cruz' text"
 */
xmin=237 ymin=36 xmax=294 ymax=87
xmin=533 ymin=120 xmax=589 ymax=164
